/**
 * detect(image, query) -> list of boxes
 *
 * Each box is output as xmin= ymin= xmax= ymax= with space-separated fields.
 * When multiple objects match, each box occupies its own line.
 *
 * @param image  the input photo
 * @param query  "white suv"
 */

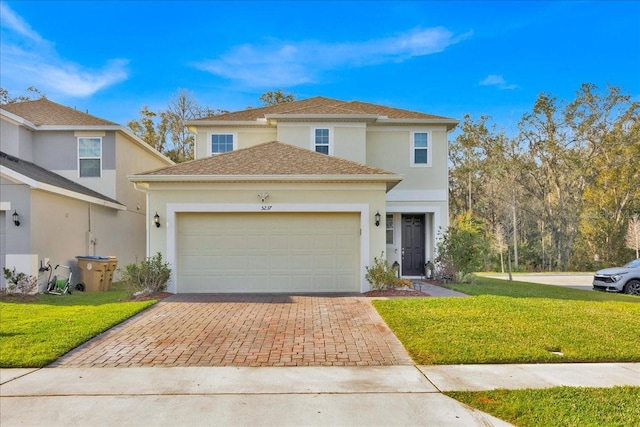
xmin=593 ymin=259 xmax=640 ymax=295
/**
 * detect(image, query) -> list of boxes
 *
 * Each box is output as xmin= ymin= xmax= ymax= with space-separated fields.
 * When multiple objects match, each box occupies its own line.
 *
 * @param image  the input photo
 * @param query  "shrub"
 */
xmin=436 ymin=212 xmax=491 ymax=281
xmin=2 ymin=268 xmax=38 ymax=294
xmin=119 ymin=253 xmax=171 ymax=296
xmin=365 ymin=252 xmax=398 ymax=290
xmin=455 ymin=271 xmax=477 ymax=285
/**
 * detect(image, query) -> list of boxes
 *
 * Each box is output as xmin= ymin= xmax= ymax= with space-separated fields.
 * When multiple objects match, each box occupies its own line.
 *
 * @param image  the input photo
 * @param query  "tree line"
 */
xmin=448 ymin=83 xmax=639 ymax=272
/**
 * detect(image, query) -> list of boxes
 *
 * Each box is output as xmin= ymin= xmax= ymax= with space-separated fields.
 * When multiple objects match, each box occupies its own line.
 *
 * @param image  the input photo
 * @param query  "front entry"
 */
xmin=401 ymin=214 xmax=425 ymax=276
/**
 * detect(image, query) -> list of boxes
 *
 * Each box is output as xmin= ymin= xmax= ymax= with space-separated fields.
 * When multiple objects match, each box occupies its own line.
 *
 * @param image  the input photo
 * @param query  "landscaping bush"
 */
xmin=2 ymin=268 xmax=38 ymax=294
xmin=436 ymin=212 xmax=491 ymax=282
xmin=365 ymin=252 xmax=398 ymax=290
xmin=119 ymin=253 xmax=171 ymax=296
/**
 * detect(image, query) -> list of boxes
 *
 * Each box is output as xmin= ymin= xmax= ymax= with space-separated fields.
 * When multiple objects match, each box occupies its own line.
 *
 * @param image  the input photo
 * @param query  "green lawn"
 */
xmin=374 ymin=277 xmax=640 ymax=425
xmin=0 ymin=284 xmax=156 ymax=368
xmin=447 ymin=386 xmax=640 ymax=427
xmin=372 ymin=277 xmax=640 ymax=365
xmin=447 ymin=276 xmax=640 ymax=301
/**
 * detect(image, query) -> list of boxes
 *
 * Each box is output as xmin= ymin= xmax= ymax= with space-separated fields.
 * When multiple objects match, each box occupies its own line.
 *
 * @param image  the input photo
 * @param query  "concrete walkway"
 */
xmin=2 ymin=363 xmax=638 ymax=426
xmin=414 ymin=281 xmax=469 ymax=297
xmin=483 ymin=273 xmax=594 ymax=291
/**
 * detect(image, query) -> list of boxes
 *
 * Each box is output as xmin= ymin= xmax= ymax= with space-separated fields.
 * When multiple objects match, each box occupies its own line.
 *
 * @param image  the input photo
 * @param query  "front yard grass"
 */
xmin=447 ymin=386 xmax=640 ymax=427
xmin=446 ymin=276 xmax=640 ymax=301
xmin=374 ymin=277 xmax=640 ymax=425
xmin=0 ymin=284 xmax=156 ymax=368
xmin=372 ymin=277 xmax=640 ymax=365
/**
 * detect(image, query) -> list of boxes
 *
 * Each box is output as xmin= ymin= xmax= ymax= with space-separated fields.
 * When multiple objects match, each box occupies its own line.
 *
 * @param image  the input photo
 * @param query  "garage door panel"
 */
xmin=177 ymin=212 xmax=360 ymax=293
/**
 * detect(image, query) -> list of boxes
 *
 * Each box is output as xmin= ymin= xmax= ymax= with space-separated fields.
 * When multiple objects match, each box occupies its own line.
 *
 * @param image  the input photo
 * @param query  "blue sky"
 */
xmin=1 ymin=1 xmax=638 ymax=134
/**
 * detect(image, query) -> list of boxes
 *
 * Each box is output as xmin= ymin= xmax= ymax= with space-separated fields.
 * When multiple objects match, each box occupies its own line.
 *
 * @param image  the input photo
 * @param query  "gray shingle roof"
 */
xmin=0 ymin=151 xmax=124 ymax=207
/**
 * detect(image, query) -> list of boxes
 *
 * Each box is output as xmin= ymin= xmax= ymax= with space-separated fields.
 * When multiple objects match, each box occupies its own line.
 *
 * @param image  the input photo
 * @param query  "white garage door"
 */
xmin=177 ymin=212 xmax=360 ymax=293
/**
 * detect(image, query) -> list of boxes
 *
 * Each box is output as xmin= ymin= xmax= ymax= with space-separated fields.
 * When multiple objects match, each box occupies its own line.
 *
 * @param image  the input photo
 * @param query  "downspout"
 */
xmin=133 ymin=183 xmax=151 ymax=257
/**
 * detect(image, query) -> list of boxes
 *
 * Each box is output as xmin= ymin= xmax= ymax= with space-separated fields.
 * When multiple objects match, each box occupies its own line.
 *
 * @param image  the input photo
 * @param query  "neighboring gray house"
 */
xmin=0 ymin=99 xmax=172 ymax=289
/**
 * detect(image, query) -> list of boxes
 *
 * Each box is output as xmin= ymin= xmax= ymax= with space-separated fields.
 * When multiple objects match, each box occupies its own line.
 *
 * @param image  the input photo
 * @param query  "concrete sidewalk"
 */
xmin=2 ymin=364 xmax=638 ymax=427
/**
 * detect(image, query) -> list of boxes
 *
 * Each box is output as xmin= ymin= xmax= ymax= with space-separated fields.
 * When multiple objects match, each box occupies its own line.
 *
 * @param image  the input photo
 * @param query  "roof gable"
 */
xmin=1 ymin=98 xmax=116 ymax=126
xmin=136 ymin=141 xmax=397 ymax=177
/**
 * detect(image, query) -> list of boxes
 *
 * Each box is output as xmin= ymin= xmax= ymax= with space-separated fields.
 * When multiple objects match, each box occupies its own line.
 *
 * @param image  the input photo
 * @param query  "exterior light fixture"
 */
xmin=12 ymin=210 xmax=20 ymax=226
xmin=374 ymin=211 xmax=381 ymax=227
xmin=153 ymin=212 xmax=161 ymax=228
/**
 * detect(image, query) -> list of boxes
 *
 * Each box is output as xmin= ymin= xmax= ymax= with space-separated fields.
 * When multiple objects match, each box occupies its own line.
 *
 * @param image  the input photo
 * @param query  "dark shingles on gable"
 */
xmin=0 ymin=152 xmax=123 ymax=206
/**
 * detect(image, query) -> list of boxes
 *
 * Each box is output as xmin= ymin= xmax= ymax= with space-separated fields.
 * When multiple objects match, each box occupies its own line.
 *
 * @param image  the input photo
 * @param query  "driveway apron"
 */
xmin=50 ymin=294 xmax=413 ymax=368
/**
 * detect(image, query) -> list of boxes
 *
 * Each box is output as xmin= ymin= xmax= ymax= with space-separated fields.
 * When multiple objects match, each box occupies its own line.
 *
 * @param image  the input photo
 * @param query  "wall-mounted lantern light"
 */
xmin=374 ymin=211 xmax=381 ymax=227
xmin=12 ymin=210 xmax=20 ymax=227
xmin=153 ymin=212 xmax=161 ymax=228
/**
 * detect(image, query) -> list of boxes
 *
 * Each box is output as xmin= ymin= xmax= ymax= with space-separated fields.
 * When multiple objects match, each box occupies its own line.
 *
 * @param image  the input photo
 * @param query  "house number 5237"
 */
xmin=261 ymin=205 xmax=273 ymax=211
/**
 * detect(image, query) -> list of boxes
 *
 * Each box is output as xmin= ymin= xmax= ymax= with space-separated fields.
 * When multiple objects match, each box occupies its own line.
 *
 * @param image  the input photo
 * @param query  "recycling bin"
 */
xmin=104 ymin=256 xmax=118 ymax=291
xmin=76 ymin=256 xmax=110 ymax=292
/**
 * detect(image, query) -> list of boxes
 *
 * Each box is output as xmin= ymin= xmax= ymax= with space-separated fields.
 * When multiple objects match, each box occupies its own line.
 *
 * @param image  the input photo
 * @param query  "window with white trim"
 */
xmin=314 ymin=128 xmax=330 ymax=155
xmin=412 ymin=132 xmax=429 ymax=166
xmin=78 ymin=137 xmax=102 ymax=177
xmin=386 ymin=214 xmax=394 ymax=245
xmin=211 ymin=134 xmax=234 ymax=154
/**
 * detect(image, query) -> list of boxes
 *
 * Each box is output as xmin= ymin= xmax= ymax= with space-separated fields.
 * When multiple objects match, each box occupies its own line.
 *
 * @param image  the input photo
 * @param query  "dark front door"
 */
xmin=402 ymin=215 xmax=425 ymax=276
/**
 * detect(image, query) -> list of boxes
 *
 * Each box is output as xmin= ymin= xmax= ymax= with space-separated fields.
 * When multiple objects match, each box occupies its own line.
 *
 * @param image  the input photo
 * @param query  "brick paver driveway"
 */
xmin=51 ymin=294 xmax=413 ymax=367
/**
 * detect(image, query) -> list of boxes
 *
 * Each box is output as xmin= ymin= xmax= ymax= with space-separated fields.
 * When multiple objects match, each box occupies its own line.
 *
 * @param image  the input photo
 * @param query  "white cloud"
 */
xmin=0 ymin=1 xmax=42 ymax=42
xmin=0 ymin=1 xmax=128 ymax=97
xmin=194 ymin=27 xmax=472 ymax=88
xmin=480 ymin=74 xmax=518 ymax=90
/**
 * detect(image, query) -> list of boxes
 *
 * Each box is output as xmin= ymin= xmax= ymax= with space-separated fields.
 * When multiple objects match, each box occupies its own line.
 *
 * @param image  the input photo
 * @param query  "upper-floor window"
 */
xmin=412 ymin=132 xmax=430 ymax=166
xmin=211 ymin=134 xmax=234 ymax=154
xmin=314 ymin=128 xmax=330 ymax=155
xmin=78 ymin=137 xmax=101 ymax=177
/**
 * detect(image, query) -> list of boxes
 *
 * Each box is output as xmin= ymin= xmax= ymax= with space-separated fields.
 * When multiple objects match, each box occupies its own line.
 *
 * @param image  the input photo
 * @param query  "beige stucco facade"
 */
xmin=136 ymin=180 xmax=388 ymax=293
xmin=189 ymin=118 xmax=451 ymax=276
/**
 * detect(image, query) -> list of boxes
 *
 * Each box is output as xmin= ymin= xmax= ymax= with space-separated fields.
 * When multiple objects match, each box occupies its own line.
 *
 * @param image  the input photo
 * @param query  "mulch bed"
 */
xmin=127 ymin=292 xmax=173 ymax=301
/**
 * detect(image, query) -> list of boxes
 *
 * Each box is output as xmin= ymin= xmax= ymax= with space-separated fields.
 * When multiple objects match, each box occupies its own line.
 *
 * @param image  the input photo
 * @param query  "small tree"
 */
xmin=436 ymin=212 xmax=491 ymax=283
xmin=626 ymin=215 xmax=640 ymax=259
xmin=493 ymin=224 xmax=507 ymax=273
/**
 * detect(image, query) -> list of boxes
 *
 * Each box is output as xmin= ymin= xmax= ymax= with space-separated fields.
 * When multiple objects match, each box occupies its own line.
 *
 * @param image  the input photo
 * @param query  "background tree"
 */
xmin=626 ymin=215 xmax=640 ymax=259
xmin=449 ymin=83 xmax=638 ymax=271
xmin=128 ymin=90 xmax=220 ymax=162
xmin=0 ymin=86 xmax=46 ymax=104
xmin=128 ymin=106 xmax=167 ymax=153
xmin=492 ymin=224 xmax=507 ymax=273
xmin=259 ymin=89 xmax=296 ymax=106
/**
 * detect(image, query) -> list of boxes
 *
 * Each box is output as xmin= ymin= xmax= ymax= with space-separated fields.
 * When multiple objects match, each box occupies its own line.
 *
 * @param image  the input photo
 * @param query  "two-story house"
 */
xmin=129 ymin=96 xmax=457 ymax=293
xmin=0 ymin=99 xmax=173 ymax=289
